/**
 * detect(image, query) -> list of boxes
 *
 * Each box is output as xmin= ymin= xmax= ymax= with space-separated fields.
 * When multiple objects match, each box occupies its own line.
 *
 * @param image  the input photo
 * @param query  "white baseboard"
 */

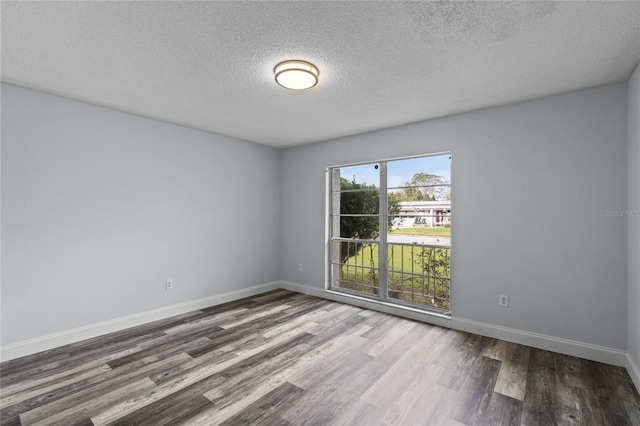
xmin=279 ymin=281 xmax=326 ymax=298
xmin=280 ymin=281 xmax=627 ymax=367
xmin=0 ymin=281 xmax=280 ymax=362
xmin=626 ymin=352 xmax=640 ymax=394
xmin=452 ymin=317 xmax=627 ymax=367
xmin=2 ymin=279 xmax=632 ymax=379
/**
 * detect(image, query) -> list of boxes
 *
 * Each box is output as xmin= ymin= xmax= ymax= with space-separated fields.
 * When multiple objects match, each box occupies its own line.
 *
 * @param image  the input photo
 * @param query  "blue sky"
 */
xmin=338 ymin=153 xmax=451 ymax=189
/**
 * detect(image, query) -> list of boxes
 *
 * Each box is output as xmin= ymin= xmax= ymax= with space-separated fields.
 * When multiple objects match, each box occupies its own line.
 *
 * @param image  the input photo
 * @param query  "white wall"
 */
xmin=281 ymin=83 xmax=629 ymax=353
xmin=628 ymin=63 xmax=640 ymax=386
xmin=1 ymin=83 xmax=281 ymax=346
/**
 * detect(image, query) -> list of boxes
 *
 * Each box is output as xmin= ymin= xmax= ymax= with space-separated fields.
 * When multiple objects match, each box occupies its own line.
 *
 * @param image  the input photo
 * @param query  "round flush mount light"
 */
xmin=274 ymin=60 xmax=319 ymax=90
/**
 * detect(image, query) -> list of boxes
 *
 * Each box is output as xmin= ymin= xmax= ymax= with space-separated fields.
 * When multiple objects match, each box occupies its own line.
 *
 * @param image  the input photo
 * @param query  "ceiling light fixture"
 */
xmin=274 ymin=60 xmax=319 ymax=90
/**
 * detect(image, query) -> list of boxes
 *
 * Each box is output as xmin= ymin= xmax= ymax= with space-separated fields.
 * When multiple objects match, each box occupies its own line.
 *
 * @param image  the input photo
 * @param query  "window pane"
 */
xmin=330 ymin=163 xmax=380 ymax=241
xmin=332 ymin=215 xmax=380 ymax=239
xmin=338 ymin=241 xmax=373 ymax=266
xmin=387 ymin=154 xmax=451 ymax=249
xmin=387 ymin=154 xmax=451 ymax=201
xmin=331 ymin=241 xmax=379 ymax=296
xmin=333 ymin=189 xmax=380 ymax=214
xmin=336 ymin=163 xmax=380 ymax=189
xmin=387 ymin=243 xmax=451 ymax=310
xmin=389 ymin=190 xmax=451 ymax=245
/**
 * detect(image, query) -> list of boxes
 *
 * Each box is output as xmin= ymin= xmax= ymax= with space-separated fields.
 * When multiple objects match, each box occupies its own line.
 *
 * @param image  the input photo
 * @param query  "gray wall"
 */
xmin=629 ymin=64 xmax=640 ymax=370
xmin=1 ymin=83 xmax=281 ymax=345
xmin=281 ymin=83 xmax=629 ymax=350
xmin=1 ymin=79 xmax=632 ymax=356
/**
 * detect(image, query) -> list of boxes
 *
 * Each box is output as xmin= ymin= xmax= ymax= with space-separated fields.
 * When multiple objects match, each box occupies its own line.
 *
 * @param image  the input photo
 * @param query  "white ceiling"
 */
xmin=2 ymin=1 xmax=640 ymax=148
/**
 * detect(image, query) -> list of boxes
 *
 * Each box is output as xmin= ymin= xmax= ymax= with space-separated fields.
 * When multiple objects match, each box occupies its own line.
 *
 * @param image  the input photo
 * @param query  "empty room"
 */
xmin=1 ymin=1 xmax=639 ymax=425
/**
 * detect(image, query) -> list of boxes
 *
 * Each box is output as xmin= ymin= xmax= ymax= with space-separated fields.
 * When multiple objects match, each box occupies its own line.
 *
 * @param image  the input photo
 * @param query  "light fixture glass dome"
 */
xmin=274 ymin=60 xmax=319 ymax=90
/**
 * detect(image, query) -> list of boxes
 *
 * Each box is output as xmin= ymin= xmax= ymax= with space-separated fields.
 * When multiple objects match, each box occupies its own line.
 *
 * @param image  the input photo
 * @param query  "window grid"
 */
xmin=328 ymin=153 xmax=451 ymax=314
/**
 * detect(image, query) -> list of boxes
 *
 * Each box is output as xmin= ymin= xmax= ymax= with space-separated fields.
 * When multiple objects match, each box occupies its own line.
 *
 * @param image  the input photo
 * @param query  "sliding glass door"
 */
xmin=328 ymin=153 xmax=451 ymax=314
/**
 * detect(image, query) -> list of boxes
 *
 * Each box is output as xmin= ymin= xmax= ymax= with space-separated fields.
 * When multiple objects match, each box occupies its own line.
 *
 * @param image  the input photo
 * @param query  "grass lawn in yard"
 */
xmin=389 ymin=227 xmax=451 ymax=237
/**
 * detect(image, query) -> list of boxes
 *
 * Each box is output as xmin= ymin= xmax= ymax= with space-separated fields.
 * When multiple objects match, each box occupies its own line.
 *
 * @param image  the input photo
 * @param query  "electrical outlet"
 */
xmin=165 ymin=279 xmax=173 ymax=290
xmin=499 ymin=295 xmax=509 ymax=307
xmin=297 ymin=264 xmax=303 ymax=272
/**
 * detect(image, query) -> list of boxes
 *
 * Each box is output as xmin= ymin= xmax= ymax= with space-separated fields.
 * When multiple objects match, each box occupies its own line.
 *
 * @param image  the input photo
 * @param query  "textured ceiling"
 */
xmin=2 ymin=1 xmax=640 ymax=148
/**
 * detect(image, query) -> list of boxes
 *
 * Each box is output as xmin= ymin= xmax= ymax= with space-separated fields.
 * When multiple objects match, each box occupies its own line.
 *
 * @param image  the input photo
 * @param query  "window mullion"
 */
xmin=379 ymin=162 xmax=388 ymax=300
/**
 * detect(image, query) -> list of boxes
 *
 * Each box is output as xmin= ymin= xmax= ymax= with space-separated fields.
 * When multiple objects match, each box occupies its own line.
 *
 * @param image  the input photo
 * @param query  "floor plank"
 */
xmin=522 ymin=348 xmax=557 ymax=425
xmin=1 ymin=290 xmax=639 ymax=425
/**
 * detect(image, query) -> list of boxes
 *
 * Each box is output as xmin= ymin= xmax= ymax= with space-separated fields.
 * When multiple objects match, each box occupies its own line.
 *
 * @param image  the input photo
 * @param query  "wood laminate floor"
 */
xmin=1 ymin=290 xmax=639 ymax=425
